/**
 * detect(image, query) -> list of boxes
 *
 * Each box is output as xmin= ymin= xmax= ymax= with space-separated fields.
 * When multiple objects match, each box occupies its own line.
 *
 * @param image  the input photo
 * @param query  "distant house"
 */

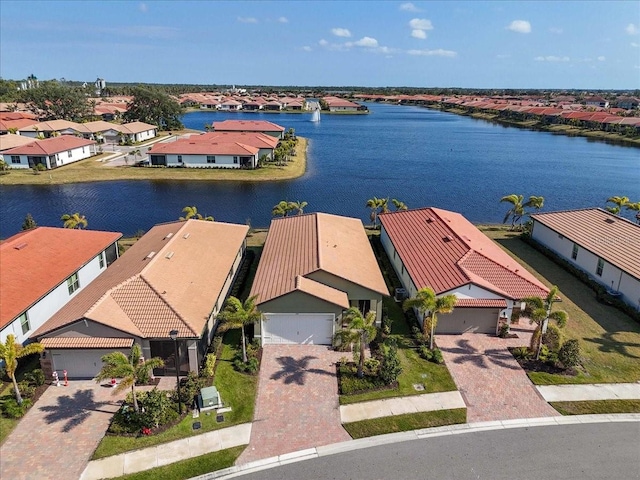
xmin=322 ymin=97 xmax=362 ymax=112
xmin=78 ymin=120 xmax=124 ymax=144
xmin=19 ymin=120 xmax=88 ymax=139
xmin=3 ymin=135 xmax=97 ymax=169
xmin=250 ymin=213 xmax=388 ymax=345
xmin=0 ymin=133 xmax=37 ymax=152
xmin=263 ymin=101 xmax=283 ymax=111
xmin=584 ymin=96 xmax=610 ymax=108
xmin=616 ymin=97 xmax=640 ymax=110
xmin=212 ymin=120 xmax=285 ymax=139
xmin=0 ymin=112 xmax=38 ymax=134
xmin=0 ymin=227 xmax=121 ymax=346
xmin=379 ymin=208 xmax=549 ymax=334
xmin=218 ymin=99 xmax=243 ymax=111
xmin=531 ymin=208 xmax=640 ymax=309
xmin=197 ymin=131 xmax=279 ymax=162
xmin=117 ymin=121 xmax=158 ymax=143
xmin=148 ymin=138 xmax=260 ymax=168
xmin=33 ymin=220 xmax=248 ymax=379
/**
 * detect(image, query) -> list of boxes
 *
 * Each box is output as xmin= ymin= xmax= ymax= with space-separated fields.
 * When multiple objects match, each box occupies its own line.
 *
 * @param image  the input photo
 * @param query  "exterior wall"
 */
xmin=165 ymin=153 xmax=247 ymax=169
xmin=8 ymin=144 xmax=94 ymax=169
xmin=443 ymin=284 xmax=512 ymax=324
xmin=133 ymin=129 xmax=157 ymax=142
xmin=2 ymin=249 xmax=112 ymax=345
xmin=380 ymin=226 xmax=418 ymax=297
xmin=328 ymin=106 xmax=358 ymax=112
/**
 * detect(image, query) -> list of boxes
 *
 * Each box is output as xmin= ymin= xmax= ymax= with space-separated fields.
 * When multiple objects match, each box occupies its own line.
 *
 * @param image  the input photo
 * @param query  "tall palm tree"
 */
xmin=366 ymin=196 xmax=387 ymax=227
xmin=0 ymin=335 xmax=44 ymax=404
xmin=61 ymin=212 xmax=88 ymax=229
xmin=391 ymin=199 xmax=408 ymax=211
xmin=334 ymin=308 xmax=377 ymax=378
xmin=288 ymin=200 xmax=308 ymax=215
xmin=272 ymin=200 xmax=292 ymax=217
xmin=95 ymin=344 xmax=164 ymax=413
xmin=624 ymin=201 xmax=640 ymax=224
xmin=519 ymin=285 xmax=568 ymax=360
xmin=501 ymin=194 xmax=544 ymax=230
xmin=605 ymin=196 xmax=629 ymax=215
xmin=217 ymin=295 xmax=263 ymax=363
xmin=403 ymin=287 xmax=457 ymax=349
xmin=179 ymin=205 xmax=213 ymax=221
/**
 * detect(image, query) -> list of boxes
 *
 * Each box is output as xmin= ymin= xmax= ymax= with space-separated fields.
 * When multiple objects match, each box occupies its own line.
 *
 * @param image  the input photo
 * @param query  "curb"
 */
xmin=191 ymin=414 xmax=640 ymax=479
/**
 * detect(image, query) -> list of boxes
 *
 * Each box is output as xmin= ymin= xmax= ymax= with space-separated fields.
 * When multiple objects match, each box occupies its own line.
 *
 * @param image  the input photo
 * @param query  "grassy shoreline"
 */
xmin=0 ymin=137 xmax=308 ymax=186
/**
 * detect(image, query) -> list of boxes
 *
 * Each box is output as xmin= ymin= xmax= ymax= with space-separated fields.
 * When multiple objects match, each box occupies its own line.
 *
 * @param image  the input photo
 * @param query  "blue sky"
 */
xmin=1 ymin=1 xmax=639 ymax=89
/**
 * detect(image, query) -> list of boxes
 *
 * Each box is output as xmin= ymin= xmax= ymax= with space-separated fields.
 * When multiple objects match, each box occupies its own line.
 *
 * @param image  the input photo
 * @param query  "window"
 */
xmin=207 ymin=156 xmax=216 ymax=164
xmin=11 ymin=155 xmax=21 ymax=164
xmin=67 ymin=150 xmax=72 ymax=158
xmin=358 ymin=300 xmax=371 ymax=315
xmin=98 ymin=253 xmax=104 ymax=269
xmin=571 ymin=243 xmax=578 ymax=260
xmin=19 ymin=313 xmax=30 ymax=335
xmin=233 ymin=156 xmax=238 ymax=164
xmin=596 ymin=258 xmax=604 ymax=277
xmin=177 ymin=155 xmax=183 ymax=163
xmin=401 ymin=264 xmax=405 ymax=275
xmin=67 ymin=272 xmax=80 ymax=294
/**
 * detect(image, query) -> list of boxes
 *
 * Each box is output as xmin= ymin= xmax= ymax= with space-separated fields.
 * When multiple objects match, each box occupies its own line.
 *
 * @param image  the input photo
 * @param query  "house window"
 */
xmin=177 ymin=155 xmax=183 ymax=163
xmin=67 ymin=150 xmax=72 ymax=158
xmin=401 ymin=264 xmax=405 ymax=275
xmin=571 ymin=243 xmax=578 ymax=260
xmin=207 ymin=156 xmax=216 ymax=164
xmin=67 ymin=272 xmax=80 ymax=295
xmin=19 ymin=312 xmax=30 ymax=335
xmin=358 ymin=300 xmax=371 ymax=315
xmin=233 ymin=156 xmax=238 ymax=164
xmin=11 ymin=155 xmax=21 ymax=164
xmin=596 ymin=258 xmax=604 ymax=277
xmin=98 ymin=253 xmax=104 ymax=269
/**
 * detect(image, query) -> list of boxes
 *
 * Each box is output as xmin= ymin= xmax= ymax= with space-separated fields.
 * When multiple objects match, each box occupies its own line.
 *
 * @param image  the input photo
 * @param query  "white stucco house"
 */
xmin=2 ymin=135 xmax=97 ymax=169
xmin=148 ymin=136 xmax=261 ymax=168
xmin=531 ymin=208 xmax=640 ymax=310
xmin=0 ymin=227 xmax=121 ymax=346
xmin=118 ymin=121 xmax=157 ymax=143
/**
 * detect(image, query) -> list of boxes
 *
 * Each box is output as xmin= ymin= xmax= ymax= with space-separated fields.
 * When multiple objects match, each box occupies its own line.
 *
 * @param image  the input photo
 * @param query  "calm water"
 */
xmin=1 ymin=103 xmax=638 ymax=237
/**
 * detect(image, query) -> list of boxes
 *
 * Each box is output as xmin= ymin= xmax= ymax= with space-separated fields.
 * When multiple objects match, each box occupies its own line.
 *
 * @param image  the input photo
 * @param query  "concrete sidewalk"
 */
xmin=80 ymin=423 xmax=251 ymax=480
xmin=537 ymin=382 xmax=640 ymax=402
xmin=340 ymin=391 xmax=465 ymax=423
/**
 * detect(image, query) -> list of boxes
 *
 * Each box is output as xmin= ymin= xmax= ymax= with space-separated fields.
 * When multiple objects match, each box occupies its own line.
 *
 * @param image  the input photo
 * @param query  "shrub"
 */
xmin=24 ymin=369 xmax=45 ymax=387
xmin=233 ymin=357 xmax=259 ymax=374
xmin=363 ymin=357 xmax=380 ymax=376
xmin=16 ymin=381 xmax=36 ymax=400
xmin=176 ymin=372 xmax=204 ymax=407
xmin=411 ymin=326 xmax=429 ymax=345
xmin=203 ymin=353 xmax=216 ymax=378
xmin=2 ymin=398 xmax=32 ymax=418
xmin=418 ymin=345 xmax=433 ymax=361
xmin=511 ymin=346 xmax=531 ymax=359
xmin=211 ymin=335 xmax=223 ymax=355
xmin=136 ymin=367 xmax=152 ymax=386
xmin=538 ymin=344 xmax=550 ymax=362
xmin=543 ymin=324 xmax=563 ymax=352
xmin=498 ymin=323 xmax=510 ymax=338
xmin=112 ymin=389 xmax=178 ymax=434
xmin=431 ymin=348 xmax=444 ymax=364
xmin=379 ymin=343 xmax=402 ymax=385
xmin=558 ymin=339 xmax=581 ymax=368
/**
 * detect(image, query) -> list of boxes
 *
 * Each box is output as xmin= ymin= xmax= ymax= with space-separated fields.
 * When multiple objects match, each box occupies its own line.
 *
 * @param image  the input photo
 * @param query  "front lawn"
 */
xmin=550 ymin=400 xmax=640 ymax=415
xmin=343 ymin=409 xmax=467 ymax=439
xmin=0 ymin=384 xmax=19 ymax=445
xmin=92 ymin=330 xmax=257 ymax=459
xmin=481 ymin=227 xmax=640 ymax=385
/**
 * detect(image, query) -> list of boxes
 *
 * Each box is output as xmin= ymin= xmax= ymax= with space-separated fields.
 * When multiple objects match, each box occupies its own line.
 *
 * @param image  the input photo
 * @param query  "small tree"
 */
xmin=558 ymin=339 xmax=581 ymax=368
xmin=0 ymin=335 xmax=44 ymax=404
xmin=22 ymin=213 xmax=37 ymax=230
xmin=605 ymin=196 xmax=629 ymax=215
xmin=288 ymin=200 xmax=308 ymax=215
xmin=519 ymin=286 xmax=568 ymax=360
xmin=272 ymin=200 xmax=293 ymax=217
xmin=216 ymin=295 xmax=262 ymax=363
xmin=391 ymin=199 xmax=408 ymax=211
xmin=179 ymin=205 xmax=213 ymax=221
xmin=334 ymin=308 xmax=377 ymax=378
xmin=403 ymin=287 xmax=457 ymax=350
xmin=61 ymin=212 xmax=88 ymax=229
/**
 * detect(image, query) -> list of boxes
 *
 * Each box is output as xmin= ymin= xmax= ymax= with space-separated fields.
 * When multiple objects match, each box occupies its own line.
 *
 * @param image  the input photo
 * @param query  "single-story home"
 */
xmin=212 ymin=120 xmax=285 ymax=139
xmin=18 ymin=120 xmax=88 ymax=138
xmin=148 ymin=138 xmax=260 ymax=168
xmin=250 ymin=213 xmax=388 ymax=345
xmin=2 ymin=135 xmax=97 ymax=169
xmin=322 ymin=97 xmax=362 ymax=112
xmin=218 ymin=99 xmax=243 ymax=111
xmin=0 ymin=133 xmax=38 ymax=152
xmin=195 ymin=131 xmax=279 ymax=163
xmin=117 ymin=121 xmax=157 ymax=143
xmin=1 ymin=227 xmax=121 ymax=346
xmin=78 ymin=120 xmax=125 ymax=144
xmin=379 ymin=207 xmax=550 ymax=334
xmin=33 ymin=219 xmax=249 ymax=379
xmin=531 ymin=208 xmax=640 ymax=309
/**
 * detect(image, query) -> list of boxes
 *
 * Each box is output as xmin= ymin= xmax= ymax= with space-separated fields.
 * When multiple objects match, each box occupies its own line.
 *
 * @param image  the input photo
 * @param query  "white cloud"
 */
xmin=237 ymin=17 xmax=258 ymax=24
xmin=549 ymin=27 xmax=563 ymax=34
xmin=507 ymin=20 xmax=531 ymax=34
xmin=354 ymin=36 xmax=379 ymax=47
xmin=302 ymin=46 xmax=312 ymax=51
xmin=626 ymin=23 xmax=639 ymax=35
xmin=409 ymin=18 xmax=433 ymax=30
xmin=597 ymin=56 xmax=606 ymax=61
xmin=331 ymin=27 xmax=351 ymax=37
xmin=319 ymin=39 xmax=328 ymax=46
xmin=534 ymin=55 xmax=570 ymax=62
xmin=631 ymin=42 xmax=639 ymax=48
xmin=411 ymin=29 xmax=427 ymax=39
xmin=277 ymin=16 xmax=288 ymax=23
xmin=400 ymin=2 xmax=421 ymax=12
xmin=407 ymin=48 xmax=457 ymax=57
xmin=139 ymin=3 xmax=148 ymax=13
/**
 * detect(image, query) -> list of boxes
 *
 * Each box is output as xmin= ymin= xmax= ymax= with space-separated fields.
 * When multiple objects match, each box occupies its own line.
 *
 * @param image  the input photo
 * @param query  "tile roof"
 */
xmin=197 ymin=132 xmax=279 ymax=149
xmin=40 ymin=337 xmax=134 ymax=349
xmin=379 ymin=208 xmax=549 ymax=300
xmin=148 ymin=140 xmax=259 ymax=156
xmin=34 ymin=220 xmax=249 ymax=339
xmin=2 ymin=135 xmax=96 ymax=156
xmin=294 ymin=276 xmax=350 ymax=308
xmin=455 ymin=298 xmax=507 ymax=308
xmin=0 ymin=133 xmax=38 ymax=151
xmin=212 ymin=120 xmax=285 ymax=132
xmin=19 ymin=120 xmax=88 ymax=133
xmin=250 ymin=213 xmax=388 ymax=305
xmin=0 ymin=118 xmax=38 ymax=131
xmin=118 ymin=121 xmax=157 ymax=134
xmin=0 ymin=227 xmax=122 ymax=329
xmin=531 ymin=208 xmax=640 ymax=280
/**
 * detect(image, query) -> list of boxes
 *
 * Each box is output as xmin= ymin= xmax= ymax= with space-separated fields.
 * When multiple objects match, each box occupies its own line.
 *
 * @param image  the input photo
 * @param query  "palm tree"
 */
xmin=0 ymin=335 xmax=44 ymax=404
xmin=61 ymin=212 xmax=88 ymax=229
xmin=501 ymin=194 xmax=544 ymax=230
xmin=366 ymin=196 xmax=388 ymax=228
xmin=624 ymin=201 xmax=640 ymax=224
xmin=334 ymin=308 xmax=377 ymax=378
xmin=272 ymin=200 xmax=292 ymax=217
xmin=519 ymin=285 xmax=568 ymax=360
xmin=288 ymin=200 xmax=308 ymax=215
xmin=605 ymin=196 xmax=629 ymax=215
xmin=403 ymin=287 xmax=457 ymax=349
xmin=391 ymin=199 xmax=408 ymax=211
xmin=95 ymin=344 xmax=164 ymax=413
xmin=131 ymin=149 xmax=141 ymax=161
xmin=216 ymin=295 xmax=262 ymax=363
xmin=179 ymin=205 xmax=213 ymax=221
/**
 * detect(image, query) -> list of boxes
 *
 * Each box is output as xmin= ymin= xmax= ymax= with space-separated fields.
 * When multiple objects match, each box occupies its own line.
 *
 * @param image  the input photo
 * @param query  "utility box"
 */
xmin=199 ymin=386 xmax=221 ymax=411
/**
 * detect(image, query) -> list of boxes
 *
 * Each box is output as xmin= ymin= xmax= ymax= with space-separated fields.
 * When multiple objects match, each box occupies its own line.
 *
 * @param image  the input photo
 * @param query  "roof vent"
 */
xmin=164 ymin=232 xmax=174 ymax=239
xmin=183 ymin=233 xmax=190 ymax=239
xmin=462 ymin=235 xmax=471 ymax=242
xmin=146 ymin=251 xmax=156 ymax=259
xmin=426 ymin=217 xmax=435 ymax=223
xmin=443 ymin=235 xmax=454 ymax=242
xmin=165 ymin=251 xmax=174 ymax=259
xmin=14 ymin=242 xmax=28 ymax=250
xmin=605 ymin=218 xmax=615 ymax=224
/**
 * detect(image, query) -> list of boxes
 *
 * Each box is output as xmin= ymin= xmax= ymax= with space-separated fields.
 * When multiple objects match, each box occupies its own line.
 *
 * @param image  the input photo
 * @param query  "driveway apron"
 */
xmin=1 ymin=380 xmax=123 ymax=480
xmin=436 ymin=324 xmax=559 ymax=423
xmin=237 ymin=345 xmax=350 ymax=464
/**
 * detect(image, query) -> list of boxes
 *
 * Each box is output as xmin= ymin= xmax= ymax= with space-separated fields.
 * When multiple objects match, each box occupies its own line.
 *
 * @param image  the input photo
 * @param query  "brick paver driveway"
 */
xmin=436 ymin=324 xmax=559 ymax=423
xmin=1 ymin=380 xmax=122 ymax=480
xmin=237 ymin=345 xmax=350 ymax=464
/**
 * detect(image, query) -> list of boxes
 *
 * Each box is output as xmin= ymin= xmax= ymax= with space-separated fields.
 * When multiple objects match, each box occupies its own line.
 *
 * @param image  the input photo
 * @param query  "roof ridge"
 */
xmin=85 ymin=274 xmax=140 ymax=318
xmin=314 ymin=212 xmax=322 ymax=270
xmin=139 ymin=274 xmax=198 ymax=336
xmin=139 ymin=221 xmax=189 ymax=276
xmin=532 ymin=207 xmax=640 ymax=228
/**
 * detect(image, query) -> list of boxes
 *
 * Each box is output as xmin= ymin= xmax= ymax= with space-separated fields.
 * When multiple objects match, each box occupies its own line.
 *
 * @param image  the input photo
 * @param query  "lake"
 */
xmin=1 ymin=103 xmax=638 ymax=237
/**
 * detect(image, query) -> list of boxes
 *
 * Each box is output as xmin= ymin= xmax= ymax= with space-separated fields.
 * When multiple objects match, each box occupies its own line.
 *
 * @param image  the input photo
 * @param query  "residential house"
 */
xmin=34 ymin=220 xmax=249 ymax=379
xmin=250 ymin=213 xmax=388 ymax=345
xmin=78 ymin=120 xmax=124 ymax=144
xmin=379 ymin=208 xmax=549 ymax=334
xmin=148 ymin=137 xmax=260 ymax=168
xmin=212 ymin=120 xmax=285 ymax=139
xmin=530 ymin=208 xmax=640 ymax=309
xmin=195 ymin=131 xmax=279 ymax=163
xmin=584 ymin=96 xmax=610 ymax=108
xmin=3 ymin=135 xmax=97 ymax=169
xmin=117 ymin=121 xmax=158 ymax=143
xmin=0 ymin=133 xmax=37 ymax=152
xmin=322 ymin=97 xmax=362 ymax=112
xmin=1 ymin=227 xmax=121 ymax=346
xmin=0 ymin=112 xmax=38 ymax=134
xmin=218 ymin=99 xmax=243 ymax=111
xmin=19 ymin=120 xmax=88 ymax=138
xmin=616 ymin=97 xmax=640 ymax=110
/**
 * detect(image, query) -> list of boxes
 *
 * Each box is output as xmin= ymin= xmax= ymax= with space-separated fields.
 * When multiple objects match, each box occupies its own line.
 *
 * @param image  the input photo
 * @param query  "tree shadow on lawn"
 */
xmin=271 ymin=356 xmax=334 ymax=385
xmin=584 ymin=332 xmax=640 ymax=360
xmin=38 ymin=388 xmax=116 ymax=433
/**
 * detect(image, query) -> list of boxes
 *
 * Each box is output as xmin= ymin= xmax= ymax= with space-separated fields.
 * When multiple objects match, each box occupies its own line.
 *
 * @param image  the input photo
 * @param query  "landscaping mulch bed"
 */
xmin=335 ymin=362 xmax=397 ymax=396
xmin=508 ymin=347 xmax=578 ymax=376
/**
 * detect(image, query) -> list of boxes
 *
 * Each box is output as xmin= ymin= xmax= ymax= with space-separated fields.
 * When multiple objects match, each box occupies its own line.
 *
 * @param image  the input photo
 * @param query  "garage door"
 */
xmin=436 ymin=308 xmax=499 ymax=334
xmin=51 ymin=349 xmax=128 ymax=379
xmin=262 ymin=313 xmax=334 ymax=345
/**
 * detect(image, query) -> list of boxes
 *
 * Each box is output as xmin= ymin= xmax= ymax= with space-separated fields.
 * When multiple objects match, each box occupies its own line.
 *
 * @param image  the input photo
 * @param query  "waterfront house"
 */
xmin=117 ymin=121 xmax=158 ymax=143
xmin=379 ymin=208 xmax=549 ymax=334
xmin=3 ymin=135 xmax=97 ymax=169
xmin=33 ymin=220 xmax=249 ymax=379
xmin=0 ymin=133 xmax=38 ymax=152
xmin=322 ymin=96 xmax=362 ymax=112
xmin=250 ymin=213 xmax=388 ymax=345
xmin=218 ymin=99 xmax=243 ymax=111
xmin=212 ymin=120 xmax=285 ymax=139
xmin=148 ymin=137 xmax=260 ymax=168
xmin=1 ymin=227 xmax=121 ymax=346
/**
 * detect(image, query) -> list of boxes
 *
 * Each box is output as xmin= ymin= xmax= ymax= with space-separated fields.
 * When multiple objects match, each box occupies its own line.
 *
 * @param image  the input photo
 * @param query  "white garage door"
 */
xmin=51 ymin=349 xmax=128 ymax=379
xmin=262 ymin=313 xmax=334 ymax=345
xmin=436 ymin=308 xmax=499 ymax=334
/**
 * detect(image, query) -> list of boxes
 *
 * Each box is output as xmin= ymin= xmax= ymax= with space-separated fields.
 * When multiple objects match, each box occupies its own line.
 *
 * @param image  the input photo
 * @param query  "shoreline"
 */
xmin=183 ymin=108 xmax=369 ymax=115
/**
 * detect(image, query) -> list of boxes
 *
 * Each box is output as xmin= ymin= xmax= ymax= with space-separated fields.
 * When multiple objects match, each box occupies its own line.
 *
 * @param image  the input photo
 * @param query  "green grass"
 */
xmin=339 ymin=297 xmax=457 ymax=405
xmin=343 ymin=409 xmax=467 ymax=439
xmin=115 ymin=445 xmax=246 ymax=480
xmin=550 ymin=400 xmax=640 ymax=416
xmin=0 ymin=384 xmax=20 ymax=445
xmin=92 ymin=331 xmax=257 ymax=459
xmin=481 ymin=228 xmax=640 ymax=385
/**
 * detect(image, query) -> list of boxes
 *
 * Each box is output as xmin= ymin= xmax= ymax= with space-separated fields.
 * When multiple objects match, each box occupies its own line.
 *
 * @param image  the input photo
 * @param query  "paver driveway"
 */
xmin=237 ymin=345 xmax=350 ymax=464
xmin=1 ymin=381 xmax=122 ymax=480
xmin=436 ymin=324 xmax=559 ymax=423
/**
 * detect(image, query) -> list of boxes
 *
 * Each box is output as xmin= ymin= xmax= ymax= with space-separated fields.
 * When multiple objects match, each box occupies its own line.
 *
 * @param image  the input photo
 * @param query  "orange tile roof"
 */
xmin=213 ymin=120 xmax=285 ymax=132
xmin=0 ymin=118 xmax=38 ymax=131
xmin=20 ymin=120 xmax=88 ymax=133
xmin=0 ymin=227 xmax=122 ymax=329
xmin=295 ymin=276 xmax=350 ymax=308
xmin=149 ymin=140 xmax=258 ymax=156
xmin=118 ymin=121 xmax=157 ymax=134
xmin=455 ymin=298 xmax=507 ymax=308
xmin=40 ymin=337 xmax=134 ymax=349
xmin=3 ymin=135 xmax=96 ymax=156
xmin=379 ymin=208 xmax=549 ymax=300
xmin=0 ymin=133 xmax=38 ymax=151
xmin=531 ymin=208 xmax=640 ymax=280
xmin=250 ymin=213 xmax=388 ymax=305
xmin=196 ymin=132 xmax=279 ymax=149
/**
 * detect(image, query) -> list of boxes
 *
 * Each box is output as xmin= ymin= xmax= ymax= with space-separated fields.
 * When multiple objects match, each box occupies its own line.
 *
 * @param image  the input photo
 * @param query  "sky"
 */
xmin=1 ymin=1 xmax=639 ymax=89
